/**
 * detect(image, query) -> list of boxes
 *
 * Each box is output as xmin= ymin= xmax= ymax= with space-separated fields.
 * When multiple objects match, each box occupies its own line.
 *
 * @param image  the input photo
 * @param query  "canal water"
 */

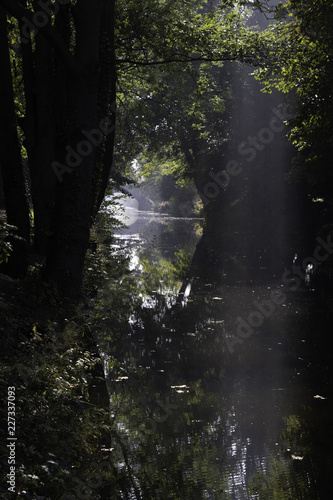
xmin=96 ymin=204 xmax=333 ymax=499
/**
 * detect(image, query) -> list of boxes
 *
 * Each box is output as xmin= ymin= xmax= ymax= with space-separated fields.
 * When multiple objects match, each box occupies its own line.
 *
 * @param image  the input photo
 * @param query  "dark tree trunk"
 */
xmin=90 ymin=0 xmax=117 ymax=219
xmin=29 ymin=27 xmax=57 ymax=253
xmin=0 ymin=163 xmax=5 ymax=208
xmin=44 ymin=0 xmax=112 ymax=297
xmin=1 ymin=0 xmax=116 ymax=295
xmin=0 ymin=6 xmax=30 ymax=276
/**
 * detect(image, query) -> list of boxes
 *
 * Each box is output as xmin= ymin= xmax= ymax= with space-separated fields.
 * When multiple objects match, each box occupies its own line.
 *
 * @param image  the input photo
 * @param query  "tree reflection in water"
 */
xmin=95 ymin=214 xmax=333 ymax=499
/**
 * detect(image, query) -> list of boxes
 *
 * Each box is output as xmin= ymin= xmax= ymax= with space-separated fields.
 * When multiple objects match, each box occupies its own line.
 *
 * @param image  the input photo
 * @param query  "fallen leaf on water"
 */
xmin=291 ymin=454 xmax=304 ymax=460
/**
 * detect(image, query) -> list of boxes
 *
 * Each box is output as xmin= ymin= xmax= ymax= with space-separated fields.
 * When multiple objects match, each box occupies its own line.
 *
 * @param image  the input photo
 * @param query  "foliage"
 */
xmin=254 ymin=0 xmax=333 ymax=201
xmin=0 ymin=293 xmax=112 ymax=498
xmin=0 ymin=220 xmax=14 ymax=265
xmin=113 ymin=0 xmax=276 ymax=181
xmin=114 ymin=1 xmax=291 ymax=229
xmin=0 ymin=204 xmax=152 ymax=497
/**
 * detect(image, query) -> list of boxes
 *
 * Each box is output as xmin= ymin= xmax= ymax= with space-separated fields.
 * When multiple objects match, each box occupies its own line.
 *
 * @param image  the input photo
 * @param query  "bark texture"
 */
xmin=0 ymin=6 xmax=30 ymax=277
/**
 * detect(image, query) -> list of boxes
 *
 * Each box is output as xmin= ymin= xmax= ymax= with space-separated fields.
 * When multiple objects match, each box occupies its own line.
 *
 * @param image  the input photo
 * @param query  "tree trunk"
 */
xmin=0 ymin=6 xmax=30 ymax=276
xmin=90 ymin=0 xmax=116 ymax=219
xmin=30 ymin=29 xmax=57 ymax=253
xmin=45 ymin=0 xmax=109 ymax=297
xmin=1 ymin=0 xmax=116 ymax=295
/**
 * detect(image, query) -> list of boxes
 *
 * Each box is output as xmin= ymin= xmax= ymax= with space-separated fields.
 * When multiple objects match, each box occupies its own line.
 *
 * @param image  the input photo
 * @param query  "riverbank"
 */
xmin=0 ymin=268 xmax=116 ymax=499
xmin=0 ymin=209 xmax=126 ymax=498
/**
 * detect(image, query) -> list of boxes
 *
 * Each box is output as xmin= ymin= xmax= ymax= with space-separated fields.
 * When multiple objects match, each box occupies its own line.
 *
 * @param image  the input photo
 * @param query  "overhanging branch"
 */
xmin=116 ymin=53 xmax=260 ymax=67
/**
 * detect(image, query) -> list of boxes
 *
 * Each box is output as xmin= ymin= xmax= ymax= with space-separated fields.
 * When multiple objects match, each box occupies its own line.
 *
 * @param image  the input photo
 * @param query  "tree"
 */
xmin=0 ymin=0 xmax=116 ymax=296
xmin=0 ymin=0 xmax=274 ymax=296
xmin=116 ymin=5 xmax=296 ymax=276
xmin=254 ymin=0 xmax=333 ymax=207
xmin=0 ymin=5 xmax=30 ymax=277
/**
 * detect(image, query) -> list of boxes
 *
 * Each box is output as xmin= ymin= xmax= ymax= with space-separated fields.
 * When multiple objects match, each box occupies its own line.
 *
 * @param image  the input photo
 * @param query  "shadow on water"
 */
xmin=95 ymin=206 xmax=333 ymax=499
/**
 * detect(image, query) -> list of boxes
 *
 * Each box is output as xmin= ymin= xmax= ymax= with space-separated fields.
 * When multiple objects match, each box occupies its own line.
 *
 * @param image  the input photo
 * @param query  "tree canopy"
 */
xmin=254 ymin=0 xmax=333 ymax=201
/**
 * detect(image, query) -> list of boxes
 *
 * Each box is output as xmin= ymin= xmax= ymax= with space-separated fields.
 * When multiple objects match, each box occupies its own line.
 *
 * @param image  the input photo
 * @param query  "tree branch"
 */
xmin=116 ymin=53 xmax=258 ymax=67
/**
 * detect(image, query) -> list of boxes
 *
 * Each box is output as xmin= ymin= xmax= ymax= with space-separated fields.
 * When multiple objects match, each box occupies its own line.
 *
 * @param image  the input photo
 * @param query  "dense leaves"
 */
xmin=254 ymin=0 xmax=333 ymax=202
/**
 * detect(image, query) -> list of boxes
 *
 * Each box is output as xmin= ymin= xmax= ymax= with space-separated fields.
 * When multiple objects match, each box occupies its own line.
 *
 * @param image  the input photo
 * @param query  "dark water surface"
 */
xmin=96 ymin=207 xmax=333 ymax=499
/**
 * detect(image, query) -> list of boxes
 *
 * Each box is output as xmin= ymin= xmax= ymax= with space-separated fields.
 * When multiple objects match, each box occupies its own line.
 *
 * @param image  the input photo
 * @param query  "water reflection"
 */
xmin=95 ymin=207 xmax=333 ymax=499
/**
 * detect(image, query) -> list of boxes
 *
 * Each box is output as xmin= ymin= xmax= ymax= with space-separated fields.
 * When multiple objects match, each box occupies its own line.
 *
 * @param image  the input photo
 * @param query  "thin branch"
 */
xmin=116 ymin=53 xmax=258 ymax=67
